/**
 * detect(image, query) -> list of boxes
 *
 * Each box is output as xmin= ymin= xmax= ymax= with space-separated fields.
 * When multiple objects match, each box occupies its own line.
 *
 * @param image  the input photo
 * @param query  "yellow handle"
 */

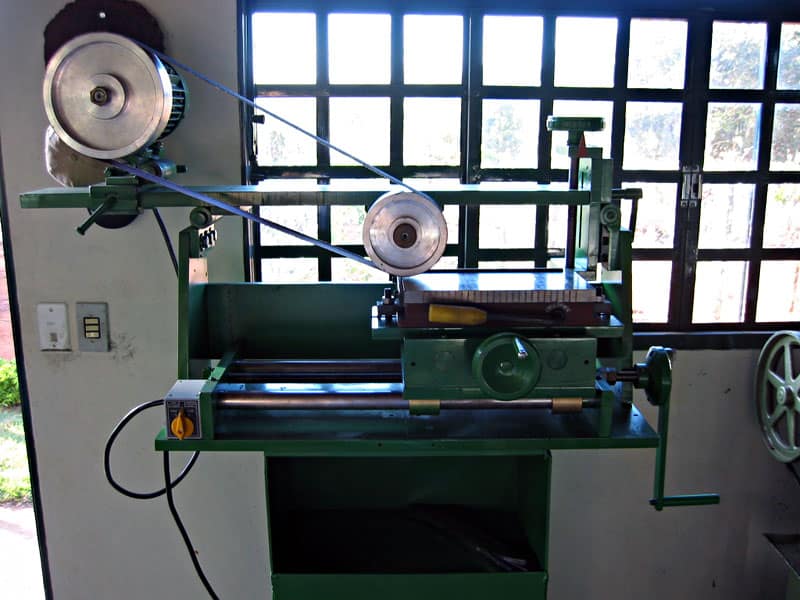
xmin=428 ymin=304 xmax=488 ymax=326
xmin=170 ymin=407 xmax=195 ymax=440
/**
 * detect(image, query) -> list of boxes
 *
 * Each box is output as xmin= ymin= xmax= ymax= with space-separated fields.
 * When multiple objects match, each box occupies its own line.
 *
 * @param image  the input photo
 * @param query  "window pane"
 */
xmin=260 ymin=206 xmax=317 ymax=246
xmin=632 ymin=261 xmax=671 ymax=323
xmin=551 ymin=100 xmax=613 ymax=169
xmin=771 ymin=104 xmax=800 ymax=171
xmin=262 ymin=258 xmax=318 ymax=283
xmin=709 ymin=21 xmax=767 ymax=90
xmin=704 ymin=103 xmax=761 ymax=171
xmin=404 ymin=98 xmax=461 ymax=165
xmin=254 ymin=98 xmax=317 ymax=166
xmin=332 ymin=258 xmax=390 ymax=282
xmin=756 ymin=261 xmax=800 ymax=322
xmin=548 ymin=205 xmax=568 ymax=254
xmin=331 ymin=205 xmax=365 ymax=245
xmin=404 ymin=15 xmax=463 ymax=84
xmin=434 ymin=256 xmax=459 ymax=269
xmin=329 ymin=14 xmax=391 ymax=84
xmin=698 ymin=184 xmax=754 ymax=249
xmin=329 ymin=97 xmax=390 ymax=166
xmin=778 ymin=23 xmax=800 ymax=90
xmin=692 ymin=261 xmax=748 ymax=323
xmin=628 ymin=19 xmax=688 ymax=89
xmin=622 ymin=182 xmax=676 ymax=249
xmin=554 ymin=17 xmax=618 ymax=88
xmin=479 ymin=261 xmax=536 ymax=269
xmin=764 ymin=184 xmax=800 ymax=248
xmin=252 ymin=13 xmax=316 ymax=84
xmin=481 ymin=100 xmax=540 ymax=168
xmin=479 ymin=205 xmax=536 ymax=248
xmin=442 ymin=205 xmax=459 ymax=245
xmin=483 ymin=16 xmax=543 ymax=86
xmin=623 ymin=102 xmax=682 ymax=170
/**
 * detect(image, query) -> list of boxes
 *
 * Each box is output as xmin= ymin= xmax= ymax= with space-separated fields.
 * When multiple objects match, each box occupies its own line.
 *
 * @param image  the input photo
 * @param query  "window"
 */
xmin=243 ymin=4 xmax=800 ymax=337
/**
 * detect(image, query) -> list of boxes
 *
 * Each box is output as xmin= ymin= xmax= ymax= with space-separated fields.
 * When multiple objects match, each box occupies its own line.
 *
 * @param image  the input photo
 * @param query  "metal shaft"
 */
xmin=217 ymin=393 xmax=407 ymax=410
xmin=216 ymin=394 xmax=599 ymax=411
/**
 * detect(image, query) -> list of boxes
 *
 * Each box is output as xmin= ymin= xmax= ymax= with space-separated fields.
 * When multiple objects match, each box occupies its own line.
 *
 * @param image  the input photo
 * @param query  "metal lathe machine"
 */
xmin=23 ymin=32 xmax=718 ymax=599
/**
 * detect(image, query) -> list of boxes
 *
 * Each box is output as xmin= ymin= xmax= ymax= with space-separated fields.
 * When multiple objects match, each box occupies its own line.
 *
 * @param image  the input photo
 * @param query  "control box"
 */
xmin=164 ymin=379 xmax=204 ymax=440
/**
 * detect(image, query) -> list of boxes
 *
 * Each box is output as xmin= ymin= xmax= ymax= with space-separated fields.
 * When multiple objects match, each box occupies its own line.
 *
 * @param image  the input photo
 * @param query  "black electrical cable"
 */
xmin=152 ymin=207 xmax=179 ymax=277
xmin=104 ymin=398 xmax=199 ymax=500
xmin=163 ymin=450 xmax=220 ymax=599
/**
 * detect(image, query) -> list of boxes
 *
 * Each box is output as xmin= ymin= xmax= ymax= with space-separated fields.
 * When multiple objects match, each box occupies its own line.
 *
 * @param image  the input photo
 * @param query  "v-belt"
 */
xmin=109 ymin=38 xmax=442 ymax=273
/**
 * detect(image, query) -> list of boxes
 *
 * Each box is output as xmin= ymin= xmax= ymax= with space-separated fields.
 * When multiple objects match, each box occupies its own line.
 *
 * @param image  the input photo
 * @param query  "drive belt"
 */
xmin=109 ymin=39 xmax=442 ymax=273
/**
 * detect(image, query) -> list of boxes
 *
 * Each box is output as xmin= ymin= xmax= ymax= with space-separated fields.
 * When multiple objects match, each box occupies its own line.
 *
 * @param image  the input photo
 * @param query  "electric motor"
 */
xmin=43 ymin=32 xmax=187 ymax=159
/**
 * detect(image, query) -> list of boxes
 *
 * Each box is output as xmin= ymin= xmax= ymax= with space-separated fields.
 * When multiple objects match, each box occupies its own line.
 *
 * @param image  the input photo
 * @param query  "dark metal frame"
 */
xmin=0 ymin=143 xmax=54 ymax=597
xmin=240 ymin=0 xmax=800 ymax=345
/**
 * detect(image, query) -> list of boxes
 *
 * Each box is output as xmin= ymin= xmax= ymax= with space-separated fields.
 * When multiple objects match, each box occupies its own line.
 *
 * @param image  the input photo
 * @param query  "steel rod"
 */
xmin=216 ymin=395 xmax=600 ymax=411
xmin=217 ymin=393 xmax=407 ymax=410
xmin=229 ymin=359 xmax=402 ymax=373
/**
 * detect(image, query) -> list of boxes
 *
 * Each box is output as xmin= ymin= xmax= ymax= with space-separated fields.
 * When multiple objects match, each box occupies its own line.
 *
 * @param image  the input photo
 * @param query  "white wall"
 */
xmin=0 ymin=2 xmax=797 ymax=599
xmin=1 ymin=1 xmax=268 ymax=598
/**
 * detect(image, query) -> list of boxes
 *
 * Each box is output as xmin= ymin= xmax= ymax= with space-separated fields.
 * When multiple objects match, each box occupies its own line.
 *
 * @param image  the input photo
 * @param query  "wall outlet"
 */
xmin=37 ymin=303 xmax=70 ymax=350
xmin=76 ymin=302 xmax=109 ymax=352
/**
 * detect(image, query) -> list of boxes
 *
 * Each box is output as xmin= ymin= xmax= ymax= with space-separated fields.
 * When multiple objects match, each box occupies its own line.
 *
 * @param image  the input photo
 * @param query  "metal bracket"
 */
xmin=680 ymin=166 xmax=702 ymax=209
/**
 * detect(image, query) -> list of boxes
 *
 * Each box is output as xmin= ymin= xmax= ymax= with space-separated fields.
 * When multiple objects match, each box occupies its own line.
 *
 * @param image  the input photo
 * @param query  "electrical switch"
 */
xmin=170 ymin=407 xmax=195 ymax=440
xmin=37 ymin=303 xmax=70 ymax=350
xmin=76 ymin=302 xmax=109 ymax=352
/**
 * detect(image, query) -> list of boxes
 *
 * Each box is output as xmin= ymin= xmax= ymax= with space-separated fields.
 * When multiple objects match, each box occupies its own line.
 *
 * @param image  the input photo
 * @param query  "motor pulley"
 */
xmin=43 ymin=32 xmax=187 ymax=159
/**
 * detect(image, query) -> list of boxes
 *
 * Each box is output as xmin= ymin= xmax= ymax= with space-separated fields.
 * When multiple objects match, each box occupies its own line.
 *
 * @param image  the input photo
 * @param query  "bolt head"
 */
xmin=89 ymin=86 xmax=109 ymax=105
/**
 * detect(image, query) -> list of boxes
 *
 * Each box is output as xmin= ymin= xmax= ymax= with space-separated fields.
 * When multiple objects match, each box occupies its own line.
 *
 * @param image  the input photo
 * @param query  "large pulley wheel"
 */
xmin=756 ymin=331 xmax=800 ymax=463
xmin=362 ymin=191 xmax=448 ymax=276
xmin=43 ymin=32 xmax=186 ymax=159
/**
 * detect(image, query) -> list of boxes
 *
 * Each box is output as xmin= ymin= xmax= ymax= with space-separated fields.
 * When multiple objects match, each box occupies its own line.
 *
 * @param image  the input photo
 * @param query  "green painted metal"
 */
xmin=755 ymin=331 xmax=800 ymax=463
xmin=197 ymin=282 xmax=399 ymax=360
xmin=472 ymin=334 xmax=542 ymax=400
xmin=271 ymin=573 xmax=547 ymax=600
xmin=402 ymin=337 xmax=597 ymax=400
xmin=546 ymin=116 xmax=605 ymax=133
xmin=199 ymin=351 xmax=234 ymax=440
xmin=265 ymin=454 xmax=550 ymax=599
xmin=20 ymin=183 xmax=590 ymax=213
xmin=371 ymin=311 xmax=626 ymax=341
xmin=636 ymin=347 xmax=720 ymax=511
xmin=177 ymin=227 xmax=207 ymax=378
xmin=154 ymin=398 xmax=659 ymax=453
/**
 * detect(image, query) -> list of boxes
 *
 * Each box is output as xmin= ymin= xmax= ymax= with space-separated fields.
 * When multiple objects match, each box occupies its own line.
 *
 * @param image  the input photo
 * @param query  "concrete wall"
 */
xmin=0 ymin=1 xmax=797 ymax=598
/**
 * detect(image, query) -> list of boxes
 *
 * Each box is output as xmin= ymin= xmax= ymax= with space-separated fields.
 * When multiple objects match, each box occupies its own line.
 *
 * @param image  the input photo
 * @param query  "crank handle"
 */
xmin=76 ymin=197 xmax=115 ymax=235
xmin=650 ymin=493 xmax=720 ymax=511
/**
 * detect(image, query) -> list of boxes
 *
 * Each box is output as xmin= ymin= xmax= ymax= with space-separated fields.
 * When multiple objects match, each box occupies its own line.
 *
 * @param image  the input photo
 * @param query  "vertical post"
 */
xmin=564 ymin=132 xmax=585 ymax=270
xmin=177 ymin=227 xmax=201 ymax=379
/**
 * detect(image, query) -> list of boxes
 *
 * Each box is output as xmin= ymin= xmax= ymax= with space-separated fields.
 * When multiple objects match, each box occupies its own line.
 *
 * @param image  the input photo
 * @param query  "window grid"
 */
xmin=243 ymin=4 xmax=800 ymax=333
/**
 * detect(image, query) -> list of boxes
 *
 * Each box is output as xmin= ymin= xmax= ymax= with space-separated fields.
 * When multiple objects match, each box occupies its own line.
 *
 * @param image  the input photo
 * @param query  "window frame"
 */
xmin=239 ymin=0 xmax=800 ymax=348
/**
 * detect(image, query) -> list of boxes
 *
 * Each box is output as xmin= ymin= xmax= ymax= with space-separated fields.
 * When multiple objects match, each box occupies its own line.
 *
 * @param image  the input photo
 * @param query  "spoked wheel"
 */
xmin=756 ymin=331 xmax=800 ymax=463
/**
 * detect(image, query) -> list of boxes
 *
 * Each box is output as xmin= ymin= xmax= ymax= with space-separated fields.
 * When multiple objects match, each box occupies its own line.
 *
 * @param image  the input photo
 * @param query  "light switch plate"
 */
xmin=76 ymin=302 xmax=109 ymax=352
xmin=37 ymin=303 xmax=70 ymax=350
